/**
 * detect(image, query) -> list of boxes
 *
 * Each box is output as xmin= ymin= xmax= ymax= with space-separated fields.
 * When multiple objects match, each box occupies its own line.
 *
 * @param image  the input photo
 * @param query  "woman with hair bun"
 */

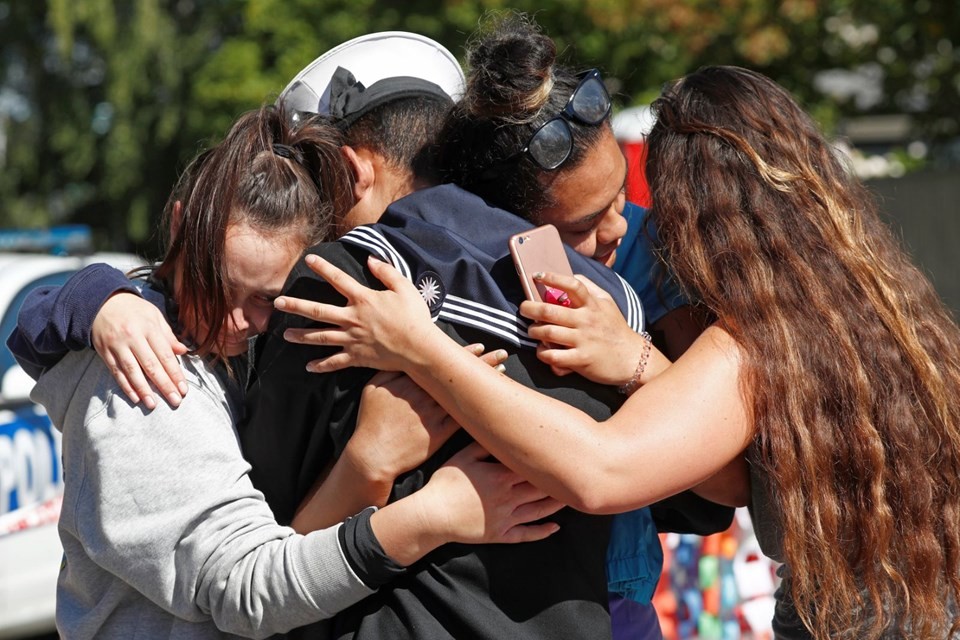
xmin=440 ymin=15 xmax=627 ymax=269
xmin=280 ymin=66 xmax=960 ymax=639
xmin=436 ymin=15 xmax=732 ymax=640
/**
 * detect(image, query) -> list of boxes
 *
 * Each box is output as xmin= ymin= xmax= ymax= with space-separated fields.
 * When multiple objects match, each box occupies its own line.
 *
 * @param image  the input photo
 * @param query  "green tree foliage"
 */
xmin=0 ymin=0 xmax=247 ymax=249
xmin=0 ymin=0 xmax=957 ymax=252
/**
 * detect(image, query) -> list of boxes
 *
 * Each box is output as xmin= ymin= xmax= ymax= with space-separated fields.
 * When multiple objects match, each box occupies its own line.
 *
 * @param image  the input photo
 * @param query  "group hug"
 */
xmin=8 ymin=12 xmax=960 ymax=640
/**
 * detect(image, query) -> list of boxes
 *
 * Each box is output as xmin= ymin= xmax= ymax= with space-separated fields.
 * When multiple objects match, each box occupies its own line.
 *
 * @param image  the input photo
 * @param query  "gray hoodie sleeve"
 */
xmin=50 ymin=352 xmax=374 ymax=637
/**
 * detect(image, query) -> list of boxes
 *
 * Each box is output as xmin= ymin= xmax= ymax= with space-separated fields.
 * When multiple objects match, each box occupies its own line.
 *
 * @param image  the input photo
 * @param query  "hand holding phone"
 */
xmin=509 ymin=224 xmax=574 ymax=306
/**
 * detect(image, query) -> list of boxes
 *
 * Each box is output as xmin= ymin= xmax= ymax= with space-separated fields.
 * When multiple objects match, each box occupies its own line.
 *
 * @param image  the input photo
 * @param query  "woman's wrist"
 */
xmin=617 ymin=331 xmax=653 ymax=394
xmin=370 ymin=489 xmax=448 ymax=567
xmin=641 ymin=346 xmax=671 ymax=384
xmin=400 ymin=323 xmax=457 ymax=376
xmin=333 ymin=447 xmax=395 ymax=505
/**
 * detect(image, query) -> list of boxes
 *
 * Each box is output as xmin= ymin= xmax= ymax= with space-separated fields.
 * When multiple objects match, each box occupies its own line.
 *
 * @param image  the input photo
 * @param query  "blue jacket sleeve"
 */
xmin=5 ymin=263 xmax=146 ymax=380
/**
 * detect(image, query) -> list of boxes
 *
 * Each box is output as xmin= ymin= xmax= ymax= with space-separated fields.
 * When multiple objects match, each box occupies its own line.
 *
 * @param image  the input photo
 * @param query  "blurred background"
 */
xmin=0 ymin=1 xmax=957 ymax=639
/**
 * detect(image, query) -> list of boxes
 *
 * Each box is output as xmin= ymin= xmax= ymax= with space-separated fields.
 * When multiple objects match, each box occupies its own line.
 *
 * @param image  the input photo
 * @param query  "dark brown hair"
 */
xmin=647 ymin=65 xmax=960 ymax=639
xmin=438 ymin=13 xmax=609 ymax=219
xmin=150 ymin=106 xmax=353 ymax=360
xmin=345 ymin=95 xmax=453 ymax=186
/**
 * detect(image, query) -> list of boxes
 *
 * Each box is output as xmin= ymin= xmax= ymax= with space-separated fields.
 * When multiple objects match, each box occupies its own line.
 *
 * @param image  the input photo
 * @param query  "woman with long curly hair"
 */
xmin=643 ymin=66 xmax=960 ymax=639
xmin=273 ymin=66 xmax=960 ymax=638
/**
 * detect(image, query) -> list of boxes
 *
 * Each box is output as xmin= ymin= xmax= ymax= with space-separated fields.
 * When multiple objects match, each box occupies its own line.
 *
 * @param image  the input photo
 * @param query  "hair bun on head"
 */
xmin=464 ymin=14 xmax=558 ymax=121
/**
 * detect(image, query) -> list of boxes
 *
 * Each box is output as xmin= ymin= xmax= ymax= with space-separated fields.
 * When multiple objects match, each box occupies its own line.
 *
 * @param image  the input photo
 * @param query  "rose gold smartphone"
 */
xmin=509 ymin=224 xmax=574 ymax=305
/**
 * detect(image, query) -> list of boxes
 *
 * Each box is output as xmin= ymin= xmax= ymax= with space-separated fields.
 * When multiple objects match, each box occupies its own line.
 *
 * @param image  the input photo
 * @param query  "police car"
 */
xmin=0 ymin=227 xmax=143 ymax=638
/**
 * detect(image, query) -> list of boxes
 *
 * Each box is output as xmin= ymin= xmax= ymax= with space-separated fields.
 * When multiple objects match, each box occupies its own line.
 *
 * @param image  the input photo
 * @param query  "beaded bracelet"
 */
xmin=617 ymin=331 xmax=653 ymax=396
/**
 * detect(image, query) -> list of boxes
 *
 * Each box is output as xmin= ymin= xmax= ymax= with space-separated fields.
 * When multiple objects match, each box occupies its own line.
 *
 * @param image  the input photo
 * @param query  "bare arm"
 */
xmin=652 ymin=304 xmax=749 ymax=507
xmin=279 ymin=255 xmax=753 ymax=515
xmin=293 ymin=438 xmax=563 ymax=565
xmin=291 ymin=350 xmax=507 ymax=533
xmin=369 ymin=443 xmax=563 ymax=565
xmin=290 ymin=370 xmax=458 ymax=532
xmin=386 ymin=322 xmax=751 ymax=514
xmin=486 ymin=269 xmax=750 ymax=509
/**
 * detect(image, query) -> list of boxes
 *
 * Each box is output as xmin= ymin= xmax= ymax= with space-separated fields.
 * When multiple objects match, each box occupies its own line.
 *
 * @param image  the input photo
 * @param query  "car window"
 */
xmin=0 ymin=271 xmax=74 ymax=386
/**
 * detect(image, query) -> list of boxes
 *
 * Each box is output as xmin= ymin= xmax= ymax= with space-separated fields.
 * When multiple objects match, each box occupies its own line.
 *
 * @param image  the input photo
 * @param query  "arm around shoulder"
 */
xmin=7 ymin=263 xmax=146 ymax=379
xmin=404 ymin=324 xmax=753 ymax=515
xmin=568 ymin=326 xmax=753 ymax=513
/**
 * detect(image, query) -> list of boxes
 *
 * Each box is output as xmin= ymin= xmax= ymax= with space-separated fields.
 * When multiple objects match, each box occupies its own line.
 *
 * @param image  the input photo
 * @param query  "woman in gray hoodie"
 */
xmin=29 ymin=106 xmax=561 ymax=639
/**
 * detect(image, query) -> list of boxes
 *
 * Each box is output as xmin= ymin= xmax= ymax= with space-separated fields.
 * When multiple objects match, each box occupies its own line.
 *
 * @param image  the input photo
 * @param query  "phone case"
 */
xmin=509 ymin=224 xmax=574 ymax=304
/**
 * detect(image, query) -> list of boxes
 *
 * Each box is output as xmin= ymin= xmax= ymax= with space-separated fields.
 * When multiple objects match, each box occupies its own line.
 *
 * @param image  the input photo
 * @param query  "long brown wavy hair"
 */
xmin=646 ymin=65 xmax=960 ymax=639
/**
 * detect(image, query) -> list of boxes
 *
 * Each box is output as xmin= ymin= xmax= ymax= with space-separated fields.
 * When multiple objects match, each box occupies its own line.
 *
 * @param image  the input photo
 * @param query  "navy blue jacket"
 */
xmin=6 ymin=263 xmax=160 ymax=379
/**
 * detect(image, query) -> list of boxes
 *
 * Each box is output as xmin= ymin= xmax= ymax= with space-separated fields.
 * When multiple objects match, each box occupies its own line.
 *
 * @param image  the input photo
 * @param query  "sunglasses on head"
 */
xmin=512 ymin=69 xmax=612 ymax=171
